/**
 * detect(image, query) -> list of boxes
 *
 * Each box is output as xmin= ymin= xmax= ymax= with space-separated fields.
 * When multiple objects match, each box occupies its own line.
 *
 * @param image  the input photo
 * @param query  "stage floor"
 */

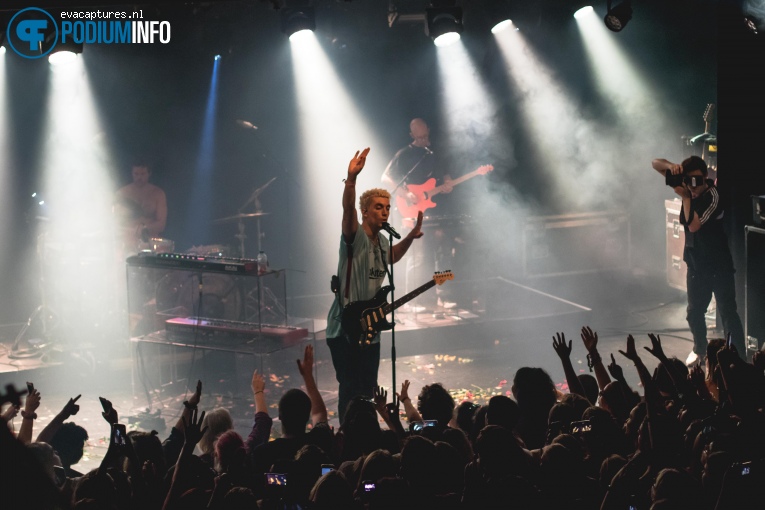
xmin=0 ymin=271 xmax=705 ymax=475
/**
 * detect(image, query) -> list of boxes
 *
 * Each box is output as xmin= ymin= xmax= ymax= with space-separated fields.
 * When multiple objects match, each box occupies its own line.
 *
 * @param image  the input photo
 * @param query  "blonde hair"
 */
xmin=359 ymin=188 xmax=391 ymax=211
xmin=198 ymin=407 xmax=233 ymax=455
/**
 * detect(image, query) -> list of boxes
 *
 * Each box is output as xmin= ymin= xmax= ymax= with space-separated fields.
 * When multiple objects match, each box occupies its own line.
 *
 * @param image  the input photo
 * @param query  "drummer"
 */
xmin=115 ymin=162 xmax=167 ymax=254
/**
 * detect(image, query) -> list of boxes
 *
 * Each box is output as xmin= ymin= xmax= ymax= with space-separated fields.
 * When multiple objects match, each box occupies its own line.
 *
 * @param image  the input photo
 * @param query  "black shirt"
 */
xmin=679 ymin=180 xmax=734 ymax=273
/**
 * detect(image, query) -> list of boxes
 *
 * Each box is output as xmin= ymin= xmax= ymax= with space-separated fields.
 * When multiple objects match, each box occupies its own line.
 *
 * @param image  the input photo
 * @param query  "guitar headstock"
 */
xmin=703 ymin=103 xmax=715 ymax=125
xmin=433 ymin=271 xmax=454 ymax=285
xmin=476 ymin=164 xmax=494 ymax=175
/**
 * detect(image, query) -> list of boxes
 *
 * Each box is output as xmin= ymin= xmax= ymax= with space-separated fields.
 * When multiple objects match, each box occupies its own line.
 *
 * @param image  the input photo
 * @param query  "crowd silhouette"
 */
xmin=2 ymin=331 xmax=764 ymax=509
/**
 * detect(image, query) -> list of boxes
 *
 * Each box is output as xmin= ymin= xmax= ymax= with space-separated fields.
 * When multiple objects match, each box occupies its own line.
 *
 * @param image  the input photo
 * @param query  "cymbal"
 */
xmin=210 ymin=212 xmax=270 ymax=224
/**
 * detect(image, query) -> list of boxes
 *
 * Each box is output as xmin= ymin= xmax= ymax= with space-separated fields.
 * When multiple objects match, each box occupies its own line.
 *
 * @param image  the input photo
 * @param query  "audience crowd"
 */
xmin=2 ymin=330 xmax=764 ymax=509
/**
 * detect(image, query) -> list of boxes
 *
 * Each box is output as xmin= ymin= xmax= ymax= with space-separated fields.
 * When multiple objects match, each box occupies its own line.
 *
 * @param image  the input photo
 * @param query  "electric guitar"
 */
xmin=341 ymin=271 xmax=454 ymax=346
xmin=396 ymin=165 xmax=494 ymax=219
xmin=702 ymin=103 xmax=716 ymax=172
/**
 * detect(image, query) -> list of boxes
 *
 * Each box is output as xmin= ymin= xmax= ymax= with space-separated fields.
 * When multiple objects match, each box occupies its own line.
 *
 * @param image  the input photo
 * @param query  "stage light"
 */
xmin=484 ymin=0 xmax=513 ymax=34
xmin=47 ymin=31 xmax=83 ymax=65
xmin=280 ymin=6 xmax=316 ymax=40
xmin=574 ymin=6 xmax=594 ymax=19
xmin=214 ymin=54 xmax=221 ymax=61
xmin=426 ymin=4 xmax=463 ymax=47
xmin=604 ymin=0 xmax=632 ymax=32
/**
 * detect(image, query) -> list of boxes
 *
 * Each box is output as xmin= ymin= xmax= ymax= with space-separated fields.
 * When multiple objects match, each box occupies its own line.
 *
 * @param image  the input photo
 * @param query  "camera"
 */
xmin=321 ymin=464 xmax=334 ymax=476
xmin=665 ymin=171 xmax=684 ymax=188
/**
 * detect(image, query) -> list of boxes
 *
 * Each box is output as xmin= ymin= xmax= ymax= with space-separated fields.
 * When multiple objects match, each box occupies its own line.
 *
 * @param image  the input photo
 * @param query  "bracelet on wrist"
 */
xmin=400 ymin=397 xmax=410 ymax=403
xmin=21 ymin=410 xmax=37 ymax=420
xmin=254 ymin=390 xmax=264 ymax=395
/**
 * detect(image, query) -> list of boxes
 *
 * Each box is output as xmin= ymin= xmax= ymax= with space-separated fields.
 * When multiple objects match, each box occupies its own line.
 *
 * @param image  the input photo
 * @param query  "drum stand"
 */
xmin=10 ymin=232 xmax=59 ymax=359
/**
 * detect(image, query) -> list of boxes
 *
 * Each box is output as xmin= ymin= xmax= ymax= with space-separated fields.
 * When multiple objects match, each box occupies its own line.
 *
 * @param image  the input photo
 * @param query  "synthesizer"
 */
xmin=165 ymin=317 xmax=309 ymax=346
xmin=127 ymin=252 xmax=258 ymax=275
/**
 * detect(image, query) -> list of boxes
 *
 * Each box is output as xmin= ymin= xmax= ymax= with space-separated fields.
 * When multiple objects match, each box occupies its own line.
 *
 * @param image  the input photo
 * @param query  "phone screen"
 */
xmin=412 ymin=421 xmax=424 ymax=432
xmin=321 ymin=465 xmax=334 ymax=476
xmin=266 ymin=473 xmax=287 ymax=486
xmin=423 ymin=420 xmax=437 ymax=428
xmin=112 ymin=425 xmax=127 ymax=446
xmin=26 ymin=382 xmax=34 ymax=393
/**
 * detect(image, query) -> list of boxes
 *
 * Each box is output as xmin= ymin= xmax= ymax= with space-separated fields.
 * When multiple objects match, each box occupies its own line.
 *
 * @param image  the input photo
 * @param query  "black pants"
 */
xmin=326 ymin=336 xmax=380 ymax=424
xmin=686 ymin=268 xmax=745 ymax=357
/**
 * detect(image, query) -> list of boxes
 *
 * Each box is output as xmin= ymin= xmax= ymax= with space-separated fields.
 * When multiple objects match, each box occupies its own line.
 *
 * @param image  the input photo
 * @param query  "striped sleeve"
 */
xmin=697 ymin=186 xmax=720 ymax=225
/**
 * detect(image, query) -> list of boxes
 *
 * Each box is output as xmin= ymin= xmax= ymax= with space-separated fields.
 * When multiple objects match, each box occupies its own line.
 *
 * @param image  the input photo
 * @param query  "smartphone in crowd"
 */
xmin=569 ymin=419 xmax=592 ymax=434
xmin=26 ymin=382 xmax=34 ymax=394
xmin=321 ymin=464 xmax=335 ymax=476
xmin=112 ymin=424 xmax=127 ymax=446
xmin=266 ymin=473 xmax=288 ymax=486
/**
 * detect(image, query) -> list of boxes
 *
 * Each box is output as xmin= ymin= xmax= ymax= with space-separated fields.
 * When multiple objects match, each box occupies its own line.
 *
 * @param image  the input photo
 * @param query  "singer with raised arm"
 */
xmin=326 ymin=147 xmax=424 ymax=423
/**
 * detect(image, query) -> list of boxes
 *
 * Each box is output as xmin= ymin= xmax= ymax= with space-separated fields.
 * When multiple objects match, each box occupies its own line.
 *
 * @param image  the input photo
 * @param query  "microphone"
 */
xmin=381 ymin=222 xmax=401 ymax=239
xmin=423 ymin=146 xmax=433 ymax=155
xmin=236 ymin=119 xmax=258 ymax=130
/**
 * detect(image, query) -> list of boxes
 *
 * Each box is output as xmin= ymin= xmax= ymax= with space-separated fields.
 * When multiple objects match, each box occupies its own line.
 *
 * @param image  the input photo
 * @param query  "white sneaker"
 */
xmin=685 ymin=350 xmax=705 ymax=366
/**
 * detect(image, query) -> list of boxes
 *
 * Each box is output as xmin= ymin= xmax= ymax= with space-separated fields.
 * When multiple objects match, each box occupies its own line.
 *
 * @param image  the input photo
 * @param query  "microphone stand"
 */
xmin=384 ymin=231 xmax=398 ymax=406
xmin=391 ymin=150 xmax=429 ymax=196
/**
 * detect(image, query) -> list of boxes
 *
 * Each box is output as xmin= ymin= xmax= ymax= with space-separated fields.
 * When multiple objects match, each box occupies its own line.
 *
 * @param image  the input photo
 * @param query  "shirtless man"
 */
xmin=115 ymin=164 xmax=167 ymax=255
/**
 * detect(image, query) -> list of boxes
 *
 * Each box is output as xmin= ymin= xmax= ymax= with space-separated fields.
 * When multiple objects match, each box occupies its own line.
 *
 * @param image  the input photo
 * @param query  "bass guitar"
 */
xmin=341 ymin=271 xmax=454 ymax=346
xmin=396 ymin=164 xmax=494 ymax=219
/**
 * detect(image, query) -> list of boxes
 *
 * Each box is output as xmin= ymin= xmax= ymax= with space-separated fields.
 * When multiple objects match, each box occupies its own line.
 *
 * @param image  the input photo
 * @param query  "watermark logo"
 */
xmin=7 ymin=7 xmax=59 ymax=59
xmin=5 ymin=6 xmax=171 ymax=59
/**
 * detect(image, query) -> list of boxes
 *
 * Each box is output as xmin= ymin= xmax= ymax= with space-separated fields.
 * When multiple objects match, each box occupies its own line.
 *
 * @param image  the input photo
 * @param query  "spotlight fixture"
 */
xmin=280 ymin=5 xmax=316 ymax=40
xmin=484 ymin=0 xmax=513 ymax=34
xmin=604 ymin=0 xmax=632 ymax=32
xmin=426 ymin=2 xmax=463 ymax=47
xmin=47 ymin=31 xmax=82 ymax=65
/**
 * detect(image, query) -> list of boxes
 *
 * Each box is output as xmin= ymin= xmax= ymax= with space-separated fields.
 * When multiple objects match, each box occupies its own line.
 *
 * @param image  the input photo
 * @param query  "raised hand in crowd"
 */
xmin=161 ymin=380 xmax=202 ymax=467
xmin=581 ymin=325 xmax=611 ymax=390
xmin=373 ymin=385 xmax=405 ymax=437
xmin=297 ymin=343 xmax=328 ymax=425
xmin=245 ymin=370 xmax=273 ymax=454
xmin=18 ymin=385 xmax=42 ymax=444
xmin=396 ymin=379 xmax=422 ymax=424
xmin=163 ymin=408 xmax=208 ymax=510
xmin=607 ymin=353 xmax=625 ymax=384
xmin=99 ymin=396 xmax=119 ymax=425
xmin=36 ymin=394 xmax=81 ymax=444
xmin=687 ymin=364 xmax=712 ymax=401
xmin=552 ymin=331 xmax=587 ymax=399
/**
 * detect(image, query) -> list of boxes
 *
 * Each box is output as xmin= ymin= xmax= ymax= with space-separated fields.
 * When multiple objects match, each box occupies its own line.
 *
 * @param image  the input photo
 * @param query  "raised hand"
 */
xmin=644 ymin=333 xmax=668 ymax=362
xmin=251 ymin=370 xmax=265 ymax=395
xmin=580 ymin=326 xmax=599 ymax=352
xmin=100 ymin=397 xmax=118 ymax=425
xmin=188 ymin=380 xmax=202 ymax=408
xmin=182 ymin=408 xmax=207 ymax=447
xmin=63 ymin=395 xmax=82 ymax=417
xmin=347 ymin=148 xmax=370 ymax=179
xmin=373 ymin=386 xmax=388 ymax=416
xmin=296 ymin=344 xmax=315 ymax=381
xmin=608 ymin=353 xmax=625 ymax=383
xmin=24 ymin=389 xmax=41 ymax=415
xmin=618 ymin=334 xmax=640 ymax=363
xmin=408 ymin=211 xmax=424 ymax=240
xmin=396 ymin=379 xmax=411 ymax=404
xmin=552 ymin=332 xmax=572 ymax=361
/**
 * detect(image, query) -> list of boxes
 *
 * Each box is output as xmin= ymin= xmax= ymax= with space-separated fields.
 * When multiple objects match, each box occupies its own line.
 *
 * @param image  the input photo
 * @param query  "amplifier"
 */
xmin=665 ymin=199 xmax=687 ymax=292
xmin=522 ymin=211 xmax=631 ymax=277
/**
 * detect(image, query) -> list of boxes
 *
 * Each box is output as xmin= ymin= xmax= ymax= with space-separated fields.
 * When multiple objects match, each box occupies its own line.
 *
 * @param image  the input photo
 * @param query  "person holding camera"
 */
xmin=651 ymin=155 xmax=745 ymax=364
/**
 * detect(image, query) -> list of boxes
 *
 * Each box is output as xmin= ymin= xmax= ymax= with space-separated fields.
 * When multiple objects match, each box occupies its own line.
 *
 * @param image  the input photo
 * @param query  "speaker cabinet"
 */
xmin=665 ymin=199 xmax=687 ymax=291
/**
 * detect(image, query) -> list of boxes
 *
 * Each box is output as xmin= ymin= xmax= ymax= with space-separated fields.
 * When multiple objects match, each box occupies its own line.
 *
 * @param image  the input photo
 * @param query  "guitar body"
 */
xmin=396 ymin=178 xmax=438 ymax=219
xmin=341 ymin=285 xmax=394 ymax=346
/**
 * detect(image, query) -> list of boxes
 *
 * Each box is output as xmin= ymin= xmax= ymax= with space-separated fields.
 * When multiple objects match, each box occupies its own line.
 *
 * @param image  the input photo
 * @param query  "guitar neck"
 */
xmin=384 ymin=280 xmax=437 ymax=314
